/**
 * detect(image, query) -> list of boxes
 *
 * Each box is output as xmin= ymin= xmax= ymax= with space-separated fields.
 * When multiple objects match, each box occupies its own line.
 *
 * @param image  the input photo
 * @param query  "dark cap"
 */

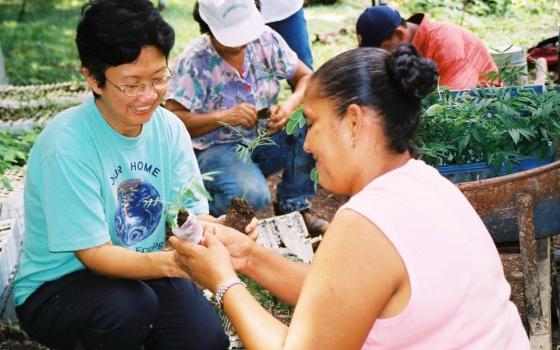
xmin=356 ymin=5 xmax=403 ymax=47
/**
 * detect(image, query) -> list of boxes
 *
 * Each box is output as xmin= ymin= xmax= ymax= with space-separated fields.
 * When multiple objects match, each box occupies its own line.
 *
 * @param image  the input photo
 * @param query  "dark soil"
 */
xmin=177 ymin=208 xmax=189 ymax=227
xmin=165 ymin=208 xmax=190 ymax=239
xmin=223 ymin=197 xmax=256 ymax=233
xmin=257 ymin=108 xmax=270 ymax=120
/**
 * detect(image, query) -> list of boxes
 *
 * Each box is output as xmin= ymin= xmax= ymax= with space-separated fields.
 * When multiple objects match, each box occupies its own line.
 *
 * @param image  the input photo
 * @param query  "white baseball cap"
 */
xmin=198 ymin=0 xmax=265 ymax=47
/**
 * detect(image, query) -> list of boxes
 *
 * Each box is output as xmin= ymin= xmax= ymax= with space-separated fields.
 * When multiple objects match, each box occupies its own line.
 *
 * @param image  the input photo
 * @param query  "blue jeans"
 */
xmin=196 ymin=126 xmax=316 ymax=216
xmin=16 ymin=269 xmax=228 ymax=350
xmin=267 ymin=8 xmax=314 ymax=69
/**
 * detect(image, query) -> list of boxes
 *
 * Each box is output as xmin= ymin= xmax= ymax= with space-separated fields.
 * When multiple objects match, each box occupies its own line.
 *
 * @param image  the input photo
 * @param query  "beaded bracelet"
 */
xmin=215 ymin=277 xmax=246 ymax=309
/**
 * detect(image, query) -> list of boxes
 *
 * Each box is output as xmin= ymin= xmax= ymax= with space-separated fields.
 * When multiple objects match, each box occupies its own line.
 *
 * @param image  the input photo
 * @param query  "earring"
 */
xmin=351 ymin=135 xmax=356 ymax=148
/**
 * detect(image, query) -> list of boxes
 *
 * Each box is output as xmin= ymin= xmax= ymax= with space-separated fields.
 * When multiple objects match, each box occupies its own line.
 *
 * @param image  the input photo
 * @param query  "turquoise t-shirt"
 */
xmin=13 ymin=97 xmax=208 ymax=306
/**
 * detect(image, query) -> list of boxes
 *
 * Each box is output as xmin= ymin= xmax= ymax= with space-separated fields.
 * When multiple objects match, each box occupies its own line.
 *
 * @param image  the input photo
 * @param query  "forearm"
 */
xmin=172 ymin=108 xmax=226 ymax=138
xmin=198 ymin=214 xmax=216 ymax=223
xmin=243 ymin=243 xmax=310 ymax=306
xmin=76 ymin=243 xmax=186 ymax=280
xmin=223 ymin=284 xmax=289 ymax=350
xmin=282 ymin=75 xmax=309 ymax=114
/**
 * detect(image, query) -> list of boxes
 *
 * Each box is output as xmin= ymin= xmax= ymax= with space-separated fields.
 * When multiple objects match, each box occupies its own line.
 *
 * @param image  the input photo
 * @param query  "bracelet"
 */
xmin=214 ymin=277 xmax=246 ymax=309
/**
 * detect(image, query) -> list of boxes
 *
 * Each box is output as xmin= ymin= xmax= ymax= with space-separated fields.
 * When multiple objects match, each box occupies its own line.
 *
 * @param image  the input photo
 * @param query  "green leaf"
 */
xmin=508 ymin=129 xmax=520 ymax=145
xmin=425 ymin=104 xmax=445 ymax=117
xmin=285 ymin=105 xmax=306 ymax=135
xmin=310 ymin=168 xmax=319 ymax=183
xmin=458 ymin=134 xmax=470 ymax=155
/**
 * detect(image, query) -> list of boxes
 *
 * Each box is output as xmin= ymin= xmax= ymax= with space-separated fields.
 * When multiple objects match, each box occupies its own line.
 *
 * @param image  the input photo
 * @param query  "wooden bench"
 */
xmin=458 ymin=159 xmax=560 ymax=349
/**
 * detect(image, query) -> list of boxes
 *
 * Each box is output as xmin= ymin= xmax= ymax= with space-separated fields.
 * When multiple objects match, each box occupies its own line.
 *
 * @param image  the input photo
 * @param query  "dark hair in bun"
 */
xmin=386 ymin=44 xmax=437 ymax=99
xmin=311 ymin=44 xmax=438 ymax=154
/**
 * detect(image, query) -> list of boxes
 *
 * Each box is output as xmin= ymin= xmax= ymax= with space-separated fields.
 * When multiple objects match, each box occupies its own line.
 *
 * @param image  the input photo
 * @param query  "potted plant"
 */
xmin=143 ymin=172 xmax=216 ymax=244
xmin=417 ymin=86 xmax=560 ymax=183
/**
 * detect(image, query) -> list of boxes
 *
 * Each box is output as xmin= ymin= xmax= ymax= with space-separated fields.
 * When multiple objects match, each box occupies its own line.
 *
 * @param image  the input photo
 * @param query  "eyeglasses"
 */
xmin=106 ymin=72 xmax=175 ymax=97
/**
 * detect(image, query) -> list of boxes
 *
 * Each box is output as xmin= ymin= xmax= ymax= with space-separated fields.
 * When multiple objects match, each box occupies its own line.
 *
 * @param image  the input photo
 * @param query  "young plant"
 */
xmin=220 ymin=121 xmax=277 ymax=199
xmin=417 ymin=87 xmax=560 ymax=173
xmin=219 ymin=122 xmax=277 ymax=232
xmin=143 ymin=172 xmax=217 ymax=243
xmin=482 ymin=46 xmax=529 ymax=86
xmin=286 ymin=105 xmax=320 ymax=184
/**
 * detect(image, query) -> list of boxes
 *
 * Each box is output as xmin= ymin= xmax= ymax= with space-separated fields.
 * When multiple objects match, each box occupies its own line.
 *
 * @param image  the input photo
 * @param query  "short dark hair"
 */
xmin=193 ymin=0 xmax=261 ymax=36
xmin=377 ymin=18 xmax=407 ymax=45
xmin=311 ymin=44 xmax=438 ymax=154
xmin=76 ymin=0 xmax=175 ymax=96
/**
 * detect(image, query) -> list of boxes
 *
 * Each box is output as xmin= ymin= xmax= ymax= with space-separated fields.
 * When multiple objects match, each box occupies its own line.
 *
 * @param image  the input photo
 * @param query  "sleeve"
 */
xmin=41 ymin=153 xmax=110 ymax=252
xmin=166 ymin=53 xmax=208 ymax=112
xmin=264 ymin=28 xmax=299 ymax=80
xmin=166 ymin=110 xmax=209 ymax=215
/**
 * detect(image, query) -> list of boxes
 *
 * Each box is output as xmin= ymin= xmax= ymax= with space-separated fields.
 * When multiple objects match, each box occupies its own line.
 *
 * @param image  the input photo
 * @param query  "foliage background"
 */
xmin=0 ymin=0 xmax=558 ymax=85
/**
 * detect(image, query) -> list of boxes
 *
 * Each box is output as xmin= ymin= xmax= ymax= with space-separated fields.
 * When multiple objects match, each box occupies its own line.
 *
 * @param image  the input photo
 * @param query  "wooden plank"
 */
xmin=517 ymin=193 xmax=551 ymax=349
xmin=458 ymin=161 xmax=560 ymax=244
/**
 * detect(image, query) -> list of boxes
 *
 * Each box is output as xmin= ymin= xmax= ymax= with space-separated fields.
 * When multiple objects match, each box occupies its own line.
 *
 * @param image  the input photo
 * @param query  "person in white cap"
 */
xmin=165 ymin=0 xmax=329 ymax=236
xmin=261 ymin=0 xmax=314 ymax=70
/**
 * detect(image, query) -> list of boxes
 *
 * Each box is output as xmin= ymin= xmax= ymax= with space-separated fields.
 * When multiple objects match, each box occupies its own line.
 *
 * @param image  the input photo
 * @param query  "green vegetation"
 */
xmin=0 ymin=0 xmax=83 ymax=85
xmin=0 ymin=127 xmax=40 ymax=188
xmin=398 ymin=0 xmax=558 ymax=49
xmin=1 ymin=0 xmax=557 ymax=85
xmin=417 ymin=87 xmax=560 ymax=171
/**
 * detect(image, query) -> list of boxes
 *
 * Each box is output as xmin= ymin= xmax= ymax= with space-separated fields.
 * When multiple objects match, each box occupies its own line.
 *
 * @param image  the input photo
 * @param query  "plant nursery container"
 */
xmin=458 ymin=160 xmax=560 ymax=244
xmin=438 ymin=153 xmax=554 ymax=184
xmin=489 ymin=45 xmax=529 ymax=86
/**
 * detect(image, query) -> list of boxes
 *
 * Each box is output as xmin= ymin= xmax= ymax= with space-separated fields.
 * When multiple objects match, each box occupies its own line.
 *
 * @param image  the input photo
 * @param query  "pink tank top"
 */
xmin=340 ymin=159 xmax=529 ymax=349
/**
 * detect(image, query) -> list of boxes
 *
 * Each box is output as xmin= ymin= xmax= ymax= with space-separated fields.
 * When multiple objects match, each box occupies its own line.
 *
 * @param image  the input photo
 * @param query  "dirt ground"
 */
xmin=259 ymin=172 xmax=556 ymax=345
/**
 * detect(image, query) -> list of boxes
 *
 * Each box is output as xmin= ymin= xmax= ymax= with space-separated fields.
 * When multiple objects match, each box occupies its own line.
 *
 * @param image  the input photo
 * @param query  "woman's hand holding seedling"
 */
xmin=244 ymin=217 xmax=259 ymax=241
xmin=170 ymin=226 xmax=239 ymax=293
xmin=223 ymin=103 xmax=258 ymax=128
xmin=179 ymin=220 xmax=256 ymax=273
xmin=172 ymin=211 xmax=204 ymax=244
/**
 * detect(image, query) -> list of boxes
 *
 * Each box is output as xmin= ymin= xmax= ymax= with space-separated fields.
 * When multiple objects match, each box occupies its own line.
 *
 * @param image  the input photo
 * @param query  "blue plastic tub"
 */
xmin=449 ymin=84 xmax=546 ymax=98
xmin=437 ymin=154 xmax=554 ymax=184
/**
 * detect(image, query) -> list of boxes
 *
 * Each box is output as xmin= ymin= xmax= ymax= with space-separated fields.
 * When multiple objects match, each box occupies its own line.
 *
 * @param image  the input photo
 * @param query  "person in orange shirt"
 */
xmin=356 ymin=5 xmax=498 ymax=90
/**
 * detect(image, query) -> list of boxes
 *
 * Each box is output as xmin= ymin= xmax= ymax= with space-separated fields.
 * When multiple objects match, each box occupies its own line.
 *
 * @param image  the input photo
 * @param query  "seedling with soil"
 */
xmin=219 ymin=122 xmax=276 ymax=232
xmin=143 ymin=172 xmax=216 ymax=244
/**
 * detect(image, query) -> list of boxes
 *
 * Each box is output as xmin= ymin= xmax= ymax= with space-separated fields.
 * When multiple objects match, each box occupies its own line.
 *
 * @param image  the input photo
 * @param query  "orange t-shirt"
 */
xmin=410 ymin=14 xmax=498 ymax=90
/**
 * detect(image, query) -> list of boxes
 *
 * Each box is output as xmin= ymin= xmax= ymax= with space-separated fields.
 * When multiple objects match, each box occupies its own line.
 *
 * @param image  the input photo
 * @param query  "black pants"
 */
xmin=16 ymin=270 xmax=229 ymax=350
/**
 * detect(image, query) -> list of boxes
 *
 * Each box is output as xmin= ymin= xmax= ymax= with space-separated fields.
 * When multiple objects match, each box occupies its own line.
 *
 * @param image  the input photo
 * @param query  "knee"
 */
xmin=243 ymin=185 xmax=271 ymax=210
xmin=94 ymin=281 xmax=158 ymax=332
xmin=200 ymin=325 xmax=230 ymax=350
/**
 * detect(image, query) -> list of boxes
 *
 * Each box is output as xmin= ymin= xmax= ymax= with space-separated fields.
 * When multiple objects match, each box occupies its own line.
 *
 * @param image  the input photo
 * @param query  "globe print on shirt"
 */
xmin=114 ymin=179 xmax=162 ymax=246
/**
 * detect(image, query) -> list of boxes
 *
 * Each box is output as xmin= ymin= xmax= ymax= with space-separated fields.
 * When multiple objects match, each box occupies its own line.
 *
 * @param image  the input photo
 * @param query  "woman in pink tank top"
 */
xmin=170 ymin=44 xmax=529 ymax=349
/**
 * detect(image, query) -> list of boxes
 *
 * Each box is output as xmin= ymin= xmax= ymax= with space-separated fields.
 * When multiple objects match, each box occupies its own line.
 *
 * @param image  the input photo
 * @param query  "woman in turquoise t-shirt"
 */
xmin=13 ymin=1 xmax=234 ymax=349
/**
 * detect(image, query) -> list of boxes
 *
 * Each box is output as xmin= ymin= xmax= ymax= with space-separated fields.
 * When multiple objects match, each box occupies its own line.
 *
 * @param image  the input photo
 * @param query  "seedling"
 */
xmin=219 ymin=122 xmax=277 ymax=232
xmin=417 ymin=88 xmax=560 ymax=172
xmin=220 ymin=121 xmax=277 ymax=200
xmin=143 ymin=172 xmax=217 ymax=243
xmin=285 ymin=105 xmax=320 ymax=183
xmin=483 ymin=46 xmax=529 ymax=86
